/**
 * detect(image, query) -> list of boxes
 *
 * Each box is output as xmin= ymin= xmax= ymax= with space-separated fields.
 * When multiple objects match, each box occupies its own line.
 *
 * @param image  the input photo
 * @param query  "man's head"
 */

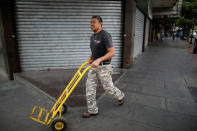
xmin=91 ymin=16 xmax=103 ymax=34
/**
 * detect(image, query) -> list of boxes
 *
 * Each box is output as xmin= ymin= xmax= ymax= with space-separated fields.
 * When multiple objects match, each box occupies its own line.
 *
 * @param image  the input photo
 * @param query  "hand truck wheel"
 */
xmin=61 ymin=104 xmax=68 ymax=115
xmin=51 ymin=117 xmax=67 ymax=131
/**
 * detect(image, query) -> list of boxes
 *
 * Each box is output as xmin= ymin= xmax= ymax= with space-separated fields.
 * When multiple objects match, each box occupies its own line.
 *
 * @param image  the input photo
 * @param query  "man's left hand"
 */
xmin=91 ymin=58 xmax=101 ymax=68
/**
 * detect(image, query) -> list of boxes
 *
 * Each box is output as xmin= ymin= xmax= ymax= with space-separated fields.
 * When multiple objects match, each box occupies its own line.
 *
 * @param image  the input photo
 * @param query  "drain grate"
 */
xmin=188 ymin=86 xmax=197 ymax=104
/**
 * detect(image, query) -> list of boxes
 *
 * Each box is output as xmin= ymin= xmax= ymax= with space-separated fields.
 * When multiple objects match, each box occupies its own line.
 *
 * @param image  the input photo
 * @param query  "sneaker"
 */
xmin=118 ymin=97 xmax=124 ymax=105
xmin=82 ymin=112 xmax=98 ymax=118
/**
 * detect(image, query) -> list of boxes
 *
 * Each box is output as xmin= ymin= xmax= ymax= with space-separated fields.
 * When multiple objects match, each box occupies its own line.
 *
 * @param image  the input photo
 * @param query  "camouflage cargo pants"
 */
xmin=86 ymin=64 xmax=124 ymax=114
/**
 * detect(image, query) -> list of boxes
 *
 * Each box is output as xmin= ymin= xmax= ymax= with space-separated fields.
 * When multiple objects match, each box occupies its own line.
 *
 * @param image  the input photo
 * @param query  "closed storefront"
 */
xmin=15 ymin=0 xmax=124 ymax=71
xmin=133 ymin=7 xmax=144 ymax=58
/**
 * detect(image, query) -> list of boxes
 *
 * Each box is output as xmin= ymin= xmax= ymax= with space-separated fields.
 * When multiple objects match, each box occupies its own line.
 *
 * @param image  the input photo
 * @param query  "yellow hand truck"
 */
xmin=30 ymin=61 xmax=91 ymax=131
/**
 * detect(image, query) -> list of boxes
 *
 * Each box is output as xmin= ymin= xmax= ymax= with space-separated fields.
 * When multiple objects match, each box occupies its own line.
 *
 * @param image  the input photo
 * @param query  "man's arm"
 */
xmin=91 ymin=47 xmax=115 ymax=68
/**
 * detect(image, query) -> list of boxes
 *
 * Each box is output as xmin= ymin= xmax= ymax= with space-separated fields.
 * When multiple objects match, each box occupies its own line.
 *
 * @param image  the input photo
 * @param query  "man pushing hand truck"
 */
xmin=29 ymin=16 xmax=124 ymax=131
xmin=82 ymin=15 xmax=124 ymax=118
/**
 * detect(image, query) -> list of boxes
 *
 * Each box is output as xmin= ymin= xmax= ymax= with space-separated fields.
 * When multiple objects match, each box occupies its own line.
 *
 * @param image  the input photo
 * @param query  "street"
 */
xmin=0 ymin=39 xmax=197 ymax=131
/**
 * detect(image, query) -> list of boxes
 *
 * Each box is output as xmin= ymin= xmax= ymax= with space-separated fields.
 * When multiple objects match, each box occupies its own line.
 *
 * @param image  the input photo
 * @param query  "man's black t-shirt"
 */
xmin=90 ymin=30 xmax=113 ymax=63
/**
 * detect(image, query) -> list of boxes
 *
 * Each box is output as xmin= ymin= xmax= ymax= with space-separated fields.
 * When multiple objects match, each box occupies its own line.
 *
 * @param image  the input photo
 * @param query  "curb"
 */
xmin=14 ymin=73 xmax=57 ymax=102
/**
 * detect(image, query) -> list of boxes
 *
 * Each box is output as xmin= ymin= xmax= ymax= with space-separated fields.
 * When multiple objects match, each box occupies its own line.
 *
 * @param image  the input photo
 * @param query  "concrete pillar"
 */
xmin=0 ymin=0 xmax=21 ymax=79
xmin=122 ymin=0 xmax=136 ymax=68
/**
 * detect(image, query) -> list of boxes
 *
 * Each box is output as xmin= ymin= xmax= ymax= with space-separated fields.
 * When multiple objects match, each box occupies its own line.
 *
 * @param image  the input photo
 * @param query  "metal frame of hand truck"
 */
xmin=29 ymin=61 xmax=91 ymax=131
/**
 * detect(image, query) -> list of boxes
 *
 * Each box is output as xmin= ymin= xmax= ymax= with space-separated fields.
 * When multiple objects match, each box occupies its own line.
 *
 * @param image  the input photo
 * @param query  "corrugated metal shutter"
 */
xmin=145 ymin=18 xmax=150 ymax=48
xmin=14 ymin=0 xmax=123 ymax=71
xmin=133 ymin=7 xmax=144 ymax=58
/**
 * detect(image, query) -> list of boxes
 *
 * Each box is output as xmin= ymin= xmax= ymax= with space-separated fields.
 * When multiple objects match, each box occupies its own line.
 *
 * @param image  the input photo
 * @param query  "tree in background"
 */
xmin=176 ymin=0 xmax=197 ymax=40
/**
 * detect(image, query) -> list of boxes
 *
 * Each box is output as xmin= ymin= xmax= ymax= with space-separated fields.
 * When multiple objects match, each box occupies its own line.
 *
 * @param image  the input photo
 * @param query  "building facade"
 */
xmin=1 ymin=0 xmax=179 ymax=80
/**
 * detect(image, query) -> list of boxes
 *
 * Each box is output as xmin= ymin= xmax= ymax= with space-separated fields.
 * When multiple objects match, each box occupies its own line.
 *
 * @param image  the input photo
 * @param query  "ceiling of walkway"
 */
xmin=151 ymin=0 xmax=177 ymax=8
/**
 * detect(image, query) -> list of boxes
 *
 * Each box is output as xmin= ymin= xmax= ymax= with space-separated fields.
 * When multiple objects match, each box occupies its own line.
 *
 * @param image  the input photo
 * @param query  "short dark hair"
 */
xmin=91 ymin=15 xmax=103 ymax=22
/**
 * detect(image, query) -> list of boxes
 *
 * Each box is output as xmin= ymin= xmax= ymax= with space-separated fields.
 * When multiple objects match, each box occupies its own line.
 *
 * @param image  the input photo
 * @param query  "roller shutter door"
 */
xmin=144 ymin=18 xmax=150 ymax=48
xmin=133 ymin=7 xmax=144 ymax=58
xmin=14 ymin=0 xmax=123 ymax=71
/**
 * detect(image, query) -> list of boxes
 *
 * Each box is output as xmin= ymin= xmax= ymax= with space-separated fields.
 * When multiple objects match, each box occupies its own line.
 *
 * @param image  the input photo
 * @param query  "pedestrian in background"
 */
xmin=156 ymin=32 xmax=160 ymax=40
xmin=82 ymin=16 xmax=125 ymax=118
xmin=193 ymin=31 xmax=197 ymax=54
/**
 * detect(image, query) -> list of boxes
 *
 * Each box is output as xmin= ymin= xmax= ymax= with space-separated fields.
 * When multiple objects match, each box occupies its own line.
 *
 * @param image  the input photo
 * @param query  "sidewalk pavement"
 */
xmin=0 ymin=38 xmax=197 ymax=131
